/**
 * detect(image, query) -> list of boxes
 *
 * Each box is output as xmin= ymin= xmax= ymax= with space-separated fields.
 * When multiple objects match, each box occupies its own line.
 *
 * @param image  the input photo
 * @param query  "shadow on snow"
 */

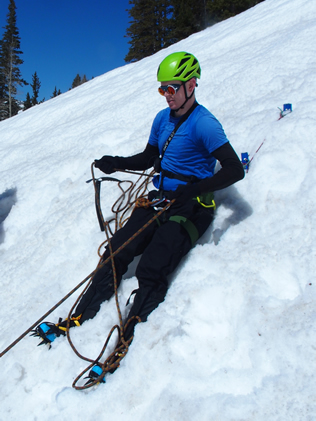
xmin=0 ymin=188 xmax=17 ymax=244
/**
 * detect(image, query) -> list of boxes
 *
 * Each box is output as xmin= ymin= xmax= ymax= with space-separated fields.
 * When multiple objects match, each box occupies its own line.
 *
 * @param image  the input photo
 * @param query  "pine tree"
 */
xmin=30 ymin=71 xmax=41 ymax=105
xmin=24 ymin=92 xmax=32 ymax=110
xmin=0 ymin=0 xmax=27 ymax=120
xmin=170 ymin=0 xmax=206 ymax=42
xmin=71 ymin=74 xmax=81 ymax=89
xmin=125 ymin=0 xmax=173 ymax=63
xmin=156 ymin=1 xmax=174 ymax=50
xmin=51 ymin=86 xmax=61 ymax=98
xmin=70 ymin=73 xmax=88 ymax=89
xmin=124 ymin=0 xmax=264 ymax=64
xmin=206 ymin=0 xmax=264 ymax=25
xmin=0 ymin=68 xmax=6 ymax=120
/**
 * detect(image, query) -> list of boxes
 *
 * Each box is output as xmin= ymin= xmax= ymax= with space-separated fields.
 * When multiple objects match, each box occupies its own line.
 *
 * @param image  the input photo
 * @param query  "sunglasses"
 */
xmin=158 ymin=83 xmax=182 ymax=96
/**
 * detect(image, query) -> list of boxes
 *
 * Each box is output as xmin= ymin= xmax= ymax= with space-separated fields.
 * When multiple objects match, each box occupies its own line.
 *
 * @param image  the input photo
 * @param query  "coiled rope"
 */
xmin=1 ymin=164 xmax=173 ymax=391
xmin=71 ymin=164 xmax=174 ymax=389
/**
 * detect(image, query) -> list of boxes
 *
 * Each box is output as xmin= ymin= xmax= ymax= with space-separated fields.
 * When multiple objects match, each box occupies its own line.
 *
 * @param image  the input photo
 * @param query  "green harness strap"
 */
xmin=169 ymin=193 xmax=216 ymax=245
xmin=156 ymin=192 xmax=216 ymax=246
xmin=169 ymin=215 xmax=199 ymax=246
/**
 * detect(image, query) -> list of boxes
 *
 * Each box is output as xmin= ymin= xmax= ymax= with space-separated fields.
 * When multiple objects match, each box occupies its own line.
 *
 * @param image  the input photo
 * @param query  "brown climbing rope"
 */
xmin=0 ymin=164 xmax=173 ymax=374
xmin=0 ymin=163 xmax=174 ymax=393
xmin=70 ymin=163 xmax=174 ymax=389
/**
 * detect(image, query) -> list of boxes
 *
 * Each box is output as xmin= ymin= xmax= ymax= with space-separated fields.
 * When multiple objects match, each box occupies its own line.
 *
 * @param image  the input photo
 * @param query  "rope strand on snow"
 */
xmin=0 ymin=164 xmax=172 ymax=367
xmin=70 ymin=165 xmax=174 ymax=389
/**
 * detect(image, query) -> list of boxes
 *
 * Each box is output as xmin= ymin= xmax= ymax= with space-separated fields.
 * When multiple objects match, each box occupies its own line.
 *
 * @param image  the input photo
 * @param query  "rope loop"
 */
xmin=67 ymin=164 xmax=173 ymax=390
xmin=0 ymin=163 xmax=174 ymax=385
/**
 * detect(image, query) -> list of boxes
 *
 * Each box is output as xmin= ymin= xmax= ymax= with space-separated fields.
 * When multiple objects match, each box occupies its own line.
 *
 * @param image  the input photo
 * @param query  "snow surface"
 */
xmin=1 ymin=0 xmax=316 ymax=419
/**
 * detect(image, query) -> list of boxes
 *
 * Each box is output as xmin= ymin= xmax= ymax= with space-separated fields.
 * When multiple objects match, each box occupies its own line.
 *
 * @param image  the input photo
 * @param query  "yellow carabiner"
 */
xmin=196 ymin=196 xmax=216 ymax=210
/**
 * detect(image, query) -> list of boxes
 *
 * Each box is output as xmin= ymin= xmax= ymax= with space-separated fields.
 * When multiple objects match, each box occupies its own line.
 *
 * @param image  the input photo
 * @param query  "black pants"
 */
xmin=74 ymin=199 xmax=214 ymax=339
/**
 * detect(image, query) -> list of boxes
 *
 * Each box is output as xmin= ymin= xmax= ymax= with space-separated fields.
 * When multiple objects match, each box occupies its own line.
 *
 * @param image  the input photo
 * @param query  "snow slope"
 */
xmin=1 ymin=0 xmax=316 ymax=419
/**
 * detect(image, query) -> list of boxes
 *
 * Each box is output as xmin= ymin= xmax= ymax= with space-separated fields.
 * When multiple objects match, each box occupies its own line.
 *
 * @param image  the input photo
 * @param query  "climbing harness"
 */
xmin=196 ymin=192 xmax=216 ymax=209
xmin=150 ymin=197 xmax=171 ymax=211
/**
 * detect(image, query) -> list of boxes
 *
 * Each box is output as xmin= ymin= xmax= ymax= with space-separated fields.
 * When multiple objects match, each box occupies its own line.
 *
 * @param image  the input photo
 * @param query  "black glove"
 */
xmin=94 ymin=156 xmax=121 ymax=174
xmin=168 ymin=183 xmax=200 ymax=206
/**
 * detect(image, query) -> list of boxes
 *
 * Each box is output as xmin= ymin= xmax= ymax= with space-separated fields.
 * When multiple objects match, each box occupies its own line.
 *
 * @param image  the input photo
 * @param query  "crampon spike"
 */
xmin=30 ymin=322 xmax=59 ymax=347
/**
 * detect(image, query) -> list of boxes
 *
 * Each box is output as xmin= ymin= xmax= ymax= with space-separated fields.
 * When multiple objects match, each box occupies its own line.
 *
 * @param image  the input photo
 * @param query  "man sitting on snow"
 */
xmin=35 ymin=51 xmax=244 ymax=351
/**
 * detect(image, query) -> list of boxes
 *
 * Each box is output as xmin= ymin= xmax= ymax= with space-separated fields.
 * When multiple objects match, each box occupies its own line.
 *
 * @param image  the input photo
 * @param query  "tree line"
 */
xmin=0 ymin=0 xmax=264 ymax=121
xmin=124 ymin=0 xmax=264 ymax=62
xmin=0 ymin=0 xmax=90 ymax=121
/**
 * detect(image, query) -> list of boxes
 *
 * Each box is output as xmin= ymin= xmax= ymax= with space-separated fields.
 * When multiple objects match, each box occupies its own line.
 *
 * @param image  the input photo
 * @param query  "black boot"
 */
xmin=123 ymin=285 xmax=167 ymax=341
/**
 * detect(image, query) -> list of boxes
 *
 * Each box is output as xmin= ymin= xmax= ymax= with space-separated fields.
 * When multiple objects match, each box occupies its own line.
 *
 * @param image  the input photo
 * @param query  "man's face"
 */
xmin=160 ymin=80 xmax=186 ymax=111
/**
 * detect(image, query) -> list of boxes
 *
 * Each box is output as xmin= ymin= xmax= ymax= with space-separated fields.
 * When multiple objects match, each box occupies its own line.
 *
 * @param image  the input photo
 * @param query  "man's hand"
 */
xmin=168 ymin=183 xmax=200 ymax=205
xmin=94 ymin=156 xmax=120 ymax=174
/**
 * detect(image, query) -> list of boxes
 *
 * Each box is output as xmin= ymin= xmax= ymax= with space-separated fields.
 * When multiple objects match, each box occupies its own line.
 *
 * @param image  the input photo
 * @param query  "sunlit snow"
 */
xmin=1 ymin=0 xmax=316 ymax=419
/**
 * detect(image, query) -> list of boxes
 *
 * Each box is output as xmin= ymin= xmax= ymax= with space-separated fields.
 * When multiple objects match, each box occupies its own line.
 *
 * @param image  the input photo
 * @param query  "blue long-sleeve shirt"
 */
xmin=148 ymin=105 xmax=229 ymax=191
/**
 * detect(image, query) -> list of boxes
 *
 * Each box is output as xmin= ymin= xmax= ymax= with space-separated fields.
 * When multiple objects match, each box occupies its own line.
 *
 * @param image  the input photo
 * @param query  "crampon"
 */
xmin=31 ymin=316 xmax=81 ymax=347
xmin=84 ymin=364 xmax=106 ymax=385
xmin=31 ymin=321 xmax=65 ymax=347
xmin=84 ymin=346 xmax=126 ymax=386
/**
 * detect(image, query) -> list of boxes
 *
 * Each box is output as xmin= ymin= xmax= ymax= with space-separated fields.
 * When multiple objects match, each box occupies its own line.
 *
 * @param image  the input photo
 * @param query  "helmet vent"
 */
xmin=178 ymin=57 xmax=190 ymax=69
xmin=183 ymin=70 xmax=194 ymax=79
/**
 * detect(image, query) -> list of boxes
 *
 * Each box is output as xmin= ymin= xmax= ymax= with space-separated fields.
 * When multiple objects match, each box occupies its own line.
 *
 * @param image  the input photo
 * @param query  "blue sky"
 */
xmin=0 ymin=0 xmax=131 ymax=101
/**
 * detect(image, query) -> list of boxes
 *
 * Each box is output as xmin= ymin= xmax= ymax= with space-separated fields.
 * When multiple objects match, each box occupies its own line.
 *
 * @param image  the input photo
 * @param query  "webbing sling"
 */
xmin=169 ymin=215 xmax=199 ymax=246
xmin=154 ymin=213 xmax=199 ymax=246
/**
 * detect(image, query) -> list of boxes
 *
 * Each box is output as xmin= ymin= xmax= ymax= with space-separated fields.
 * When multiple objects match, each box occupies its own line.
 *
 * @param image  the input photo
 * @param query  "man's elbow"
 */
xmin=237 ymin=163 xmax=245 ymax=181
xmin=232 ymin=160 xmax=245 ymax=183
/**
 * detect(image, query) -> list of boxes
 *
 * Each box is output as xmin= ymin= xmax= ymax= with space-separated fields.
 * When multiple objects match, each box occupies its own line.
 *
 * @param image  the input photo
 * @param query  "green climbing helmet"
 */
xmin=157 ymin=52 xmax=201 ymax=82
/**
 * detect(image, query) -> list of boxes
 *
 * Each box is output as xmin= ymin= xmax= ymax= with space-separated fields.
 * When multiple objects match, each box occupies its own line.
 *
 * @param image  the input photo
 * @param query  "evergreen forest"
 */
xmin=0 ymin=0 xmax=264 ymax=121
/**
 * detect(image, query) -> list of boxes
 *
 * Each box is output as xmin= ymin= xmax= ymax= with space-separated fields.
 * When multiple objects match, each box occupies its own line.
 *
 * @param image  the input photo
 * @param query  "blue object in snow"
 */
xmin=38 ymin=322 xmax=57 ymax=343
xmin=283 ymin=103 xmax=292 ymax=112
xmin=279 ymin=103 xmax=292 ymax=118
xmin=88 ymin=365 xmax=106 ymax=383
xmin=241 ymin=152 xmax=250 ymax=171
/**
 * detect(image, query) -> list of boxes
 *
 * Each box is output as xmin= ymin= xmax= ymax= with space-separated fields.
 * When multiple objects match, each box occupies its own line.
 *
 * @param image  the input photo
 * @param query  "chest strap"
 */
xmin=162 ymin=169 xmax=201 ymax=183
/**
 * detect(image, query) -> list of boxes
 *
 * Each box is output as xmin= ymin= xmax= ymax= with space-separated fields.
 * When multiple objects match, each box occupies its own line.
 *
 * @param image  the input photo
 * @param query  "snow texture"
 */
xmin=1 ymin=0 xmax=316 ymax=419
